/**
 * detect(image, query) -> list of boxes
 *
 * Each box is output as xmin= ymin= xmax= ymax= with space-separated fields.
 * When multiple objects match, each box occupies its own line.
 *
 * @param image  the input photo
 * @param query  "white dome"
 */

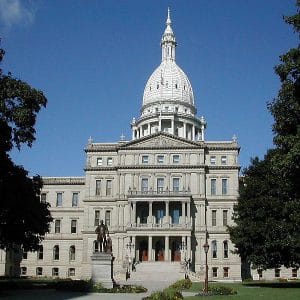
xmin=142 ymin=60 xmax=195 ymax=108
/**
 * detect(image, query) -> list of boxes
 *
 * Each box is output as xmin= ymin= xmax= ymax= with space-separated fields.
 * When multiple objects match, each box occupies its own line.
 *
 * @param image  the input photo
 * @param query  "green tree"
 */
xmin=229 ymin=2 xmax=300 ymax=270
xmin=0 ymin=44 xmax=52 ymax=251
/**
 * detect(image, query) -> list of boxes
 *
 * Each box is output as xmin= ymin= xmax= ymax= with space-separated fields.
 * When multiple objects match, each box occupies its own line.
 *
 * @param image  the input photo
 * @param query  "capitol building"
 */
xmin=1 ymin=10 xmax=243 ymax=281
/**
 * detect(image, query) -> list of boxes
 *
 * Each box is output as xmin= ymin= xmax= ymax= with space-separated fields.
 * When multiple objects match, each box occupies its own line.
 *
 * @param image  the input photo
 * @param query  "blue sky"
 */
xmin=0 ymin=0 xmax=298 ymax=176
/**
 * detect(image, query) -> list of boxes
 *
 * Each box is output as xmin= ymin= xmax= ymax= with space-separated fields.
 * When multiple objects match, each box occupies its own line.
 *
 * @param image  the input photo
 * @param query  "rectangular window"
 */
xmin=97 ymin=157 xmax=102 ymax=166
xmin=141 ymin=178 xmax=149 ymax=193
xmin=37 ymin=246 xmax=43 ymax=260
xmin=52 ymin=268 xmax=59 ymax=277
xmin=72 ymin=192 xmax=79 ymax=207
xmin=275 ymin=268 xmax=280 ymax=278
xmin=157 ymin=155 xmax=164 ymax=164
xmin=212 ymin=240 xmax=217 ymax=258
xmin=222 ymin=179 xmax=228 ymax=195
xmin=223 ymin=241 xmax=229 ymax=258
xmin=210 ymin=156 xmax=216 ymax=165
xmin=106 ymin=180 xmax=112 ymax=196
xmin=71 ymin=220 xmax=77 ymax=233
xmin=22 ymin=251 xmax=28 ymax=260
xmin=105 ymin=211 xmax=111 ymax=226
xmin=157 ymin=178 xmax=164 ymax=193
xmin=94 ymin=210 xmax=100 ymax=226
xmin=36 ymin=267 xmax=43 ymax=276
xmin=142 ymin=155 xmax=149 ymax=164
xmin=223 ymin=210 xmax=228 ymax=226
xmin=173 ymin=178 xmax=180 ymax=192
xmin=173 ymin=155 xmax=180 ymax=164
xmin=212 ymin=267 xmax=218 ymax=278
xmin=56 ymin=192 xmax=62 ymax=207
xmin=211 ymin=179 xmax=216 ymax=195
xmin=292 ymin=268 xmax=298 ymax=278
xmin=41 ymin=193 xmax=47 ymax=203
xmin=55 ymin=219 xmax=61 ymax=233
xmin=21 ymin=267 xmax=27 ymax=276
xmin=212 ymin=210 xmax=217 ymax=226
xmin=221 ymin=156 xmax=227 ymax=165
xmin=107 ymin=157 xmax=113 ymax=166
xmin=69 ymin=268 xmax=75 ymax=277
xmin=96 ymin=180 xmax=101 ymax=196
xmin=223 ymin=267 xmax=229 ymax=278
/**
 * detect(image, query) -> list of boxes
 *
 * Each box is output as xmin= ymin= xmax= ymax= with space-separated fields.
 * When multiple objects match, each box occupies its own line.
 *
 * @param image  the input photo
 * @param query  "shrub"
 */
xmin=208 ymin=285 xmax=237 ymax=295
xmin=169 ymin=278 xmax=192 ymax=290
xmin=143 ymin=288 xmax=183 ymax=300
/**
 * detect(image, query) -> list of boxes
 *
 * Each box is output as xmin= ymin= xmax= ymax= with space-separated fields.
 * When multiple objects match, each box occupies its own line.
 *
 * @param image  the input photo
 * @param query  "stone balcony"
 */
xmin=127 ymin=189 xmax=191 ymax=198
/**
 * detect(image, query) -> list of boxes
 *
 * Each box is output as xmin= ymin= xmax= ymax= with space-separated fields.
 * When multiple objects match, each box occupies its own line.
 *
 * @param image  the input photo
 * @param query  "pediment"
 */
xmin=121 ymin=133 xmax=201 ymax=149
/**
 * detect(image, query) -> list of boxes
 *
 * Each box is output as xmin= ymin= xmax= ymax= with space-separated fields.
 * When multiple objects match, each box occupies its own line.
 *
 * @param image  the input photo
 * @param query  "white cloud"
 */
xmin=0 ymin=0 xmax=35 ymax=28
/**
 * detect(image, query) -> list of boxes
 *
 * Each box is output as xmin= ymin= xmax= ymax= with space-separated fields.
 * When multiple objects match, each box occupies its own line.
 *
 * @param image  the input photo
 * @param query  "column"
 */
xmin=165 ymin=201 xmax=169 ymax=224
xmin=187 ymin=202 xmax=191 ymax=225
xmin=182 ymin=201 xmax=186 ymax=224
xmin=128 ymin=202 xmax=132 ymax=226
xmin=171 ymin=119 xmax=174 ymax=135
xmin=181 ymin=236 xmax=186 ymax=261
xmin=201 ymin=124 xmax=205 ymax=141
xmin=148 ymin=123 xmax=151 ymax=135
xmin=159 ymin=118 xmax=162 ymax=132
xmin=183 ymin=122 xmax=186 ymax=139
xmin=133 ymin=202 xmax=136 ymax=225
xmin=148 ymin=236 xmax=153 ymax=261
xmin=187 ymin=236 xmax=191 ymax=260
xmin=119 ymin=204 xmax=124 ymax=230
xmin=192 ymin=125 xmax=195 ymax=141
xmin=165 ymin=236 xmax=169 ymax=261
xmin=132 ymin=128 xmax=135 ymax=140
xmin=132 ymin=236 xmax=136 ymax=258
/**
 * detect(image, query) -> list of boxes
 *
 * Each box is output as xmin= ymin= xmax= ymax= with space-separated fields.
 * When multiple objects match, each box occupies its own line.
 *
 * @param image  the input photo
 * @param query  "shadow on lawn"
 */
xmin=244 ymin=281 xmax=300 ymax=289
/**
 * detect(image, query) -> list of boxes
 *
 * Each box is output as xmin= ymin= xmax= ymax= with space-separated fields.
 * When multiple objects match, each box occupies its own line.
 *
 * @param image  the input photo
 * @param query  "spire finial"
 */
xmin=166 ymin=7 xmax=171 ymax=26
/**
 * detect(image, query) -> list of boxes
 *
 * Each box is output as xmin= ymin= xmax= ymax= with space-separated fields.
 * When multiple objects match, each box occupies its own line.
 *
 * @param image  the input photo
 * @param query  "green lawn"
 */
xmin=184 ymin=282 xmax=300 ymax=300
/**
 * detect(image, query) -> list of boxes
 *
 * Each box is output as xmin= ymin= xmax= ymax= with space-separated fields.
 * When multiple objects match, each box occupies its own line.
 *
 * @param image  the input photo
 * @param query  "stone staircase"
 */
xmin=118 ymin=261 xmax=184 ymax=292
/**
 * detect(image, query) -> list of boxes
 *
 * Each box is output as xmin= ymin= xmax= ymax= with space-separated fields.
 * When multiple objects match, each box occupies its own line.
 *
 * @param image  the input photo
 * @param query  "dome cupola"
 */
xmin=131 ymin=9 xmax=206 ymax=142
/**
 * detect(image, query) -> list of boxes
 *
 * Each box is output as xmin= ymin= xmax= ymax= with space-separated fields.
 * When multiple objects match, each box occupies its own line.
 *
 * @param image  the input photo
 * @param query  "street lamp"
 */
xmin=126 ymin=239 xmax=135 ymax=275
xmin=203 ymin=242 xmax=209 ymax=293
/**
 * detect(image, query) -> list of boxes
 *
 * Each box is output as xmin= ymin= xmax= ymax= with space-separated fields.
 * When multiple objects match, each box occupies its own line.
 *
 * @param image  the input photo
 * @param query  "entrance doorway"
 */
xmin=171 ymin=239 xmax=181 ymax=261
xmin=139 ymin=239 xmax=148 ymax=261
xmin=154 ymin=239 xmax=165 ymax=261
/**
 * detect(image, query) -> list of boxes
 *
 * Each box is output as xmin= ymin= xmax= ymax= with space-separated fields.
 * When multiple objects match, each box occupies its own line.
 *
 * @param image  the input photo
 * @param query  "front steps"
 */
xmin=117 ymin=261 xmax=184 ymax=292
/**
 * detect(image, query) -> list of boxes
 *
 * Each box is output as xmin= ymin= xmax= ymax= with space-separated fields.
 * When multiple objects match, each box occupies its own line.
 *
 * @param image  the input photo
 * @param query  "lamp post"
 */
xmin=203 ymin=241 xmax=209 ymax=293
xmin=126 ymin=239 xmax=135 ymax=274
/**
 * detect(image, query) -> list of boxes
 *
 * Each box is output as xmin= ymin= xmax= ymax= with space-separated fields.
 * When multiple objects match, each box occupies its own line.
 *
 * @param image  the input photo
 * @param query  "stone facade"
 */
xmin=0 ymin=10 xmax=247 ymax=282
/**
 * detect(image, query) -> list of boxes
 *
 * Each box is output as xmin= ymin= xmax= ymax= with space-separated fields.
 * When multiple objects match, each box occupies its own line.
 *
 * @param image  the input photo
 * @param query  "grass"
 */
xmin=184 ymin=281 xmax=300 ymax=300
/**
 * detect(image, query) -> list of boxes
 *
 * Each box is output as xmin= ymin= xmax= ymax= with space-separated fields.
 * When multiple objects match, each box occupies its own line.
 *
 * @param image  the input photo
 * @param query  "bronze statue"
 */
xmin=95 ymin=220 xmax=108 ymax=252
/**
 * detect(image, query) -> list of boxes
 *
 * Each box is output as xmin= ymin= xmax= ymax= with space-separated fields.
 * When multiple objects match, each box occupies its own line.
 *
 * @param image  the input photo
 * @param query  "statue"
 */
xmin=95 ymin=220 xmax=108 ymax=253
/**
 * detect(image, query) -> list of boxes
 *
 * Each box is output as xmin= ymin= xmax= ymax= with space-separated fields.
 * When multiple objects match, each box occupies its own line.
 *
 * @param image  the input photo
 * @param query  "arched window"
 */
xmin=69 ymin=245 xmax=75 ymax=261
xmin=94 ymin=240 xmax=99 ymax=253
xmin=223 ymin=240 xmax=229 ymax=258
xmin=37 ymin=245 xmax=43 ymax=260
xmin=53 ymin=245 xmax=59 ymax=260
xmin=212 ymin=240 xmax=217 ymax=258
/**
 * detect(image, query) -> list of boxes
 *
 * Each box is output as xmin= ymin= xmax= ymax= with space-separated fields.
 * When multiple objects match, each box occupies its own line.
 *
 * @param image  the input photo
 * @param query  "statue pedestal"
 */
xmin=91 ymin=252 xmax=114 ymax=288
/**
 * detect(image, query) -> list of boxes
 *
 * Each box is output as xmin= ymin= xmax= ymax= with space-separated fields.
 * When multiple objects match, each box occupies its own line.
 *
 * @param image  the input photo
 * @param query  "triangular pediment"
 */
xmin=121 ymin=132 xmax=202 ymax=149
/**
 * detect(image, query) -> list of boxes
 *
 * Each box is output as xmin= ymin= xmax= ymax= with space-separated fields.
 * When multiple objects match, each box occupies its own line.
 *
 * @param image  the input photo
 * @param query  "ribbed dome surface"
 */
xmin=142 ymin=60 xmax=194 ymax=107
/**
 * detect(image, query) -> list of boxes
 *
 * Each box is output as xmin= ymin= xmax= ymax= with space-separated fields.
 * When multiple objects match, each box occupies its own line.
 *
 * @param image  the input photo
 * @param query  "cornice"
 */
xmin=42 ymin=177 xmax=85 ymax=185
